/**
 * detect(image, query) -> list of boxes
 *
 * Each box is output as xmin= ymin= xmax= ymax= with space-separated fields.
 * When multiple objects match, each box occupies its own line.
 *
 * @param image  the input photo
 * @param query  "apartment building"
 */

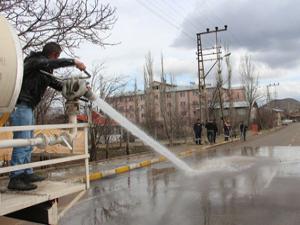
xmin=107 ymin=81 xmax=249 ymax=130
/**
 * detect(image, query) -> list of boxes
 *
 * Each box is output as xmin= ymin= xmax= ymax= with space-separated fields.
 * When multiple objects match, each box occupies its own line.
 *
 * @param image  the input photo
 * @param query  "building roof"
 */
xmin=110 ymin=81 xmax=244 ymax=98
xmin=112 ymin=90 xmax=144 ymax=98
xmin=213 ymin=101 xmax=250 ymax=109
xmin=166 ymin=85 xmax=198 ymax=92
xmin=272 ymin=108 xmax=285 ymax=112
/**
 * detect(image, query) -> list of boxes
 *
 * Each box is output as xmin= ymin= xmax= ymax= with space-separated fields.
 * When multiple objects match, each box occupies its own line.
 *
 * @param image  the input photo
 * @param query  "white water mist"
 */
xmin=94 ymin=97 xmax=194 ymax=173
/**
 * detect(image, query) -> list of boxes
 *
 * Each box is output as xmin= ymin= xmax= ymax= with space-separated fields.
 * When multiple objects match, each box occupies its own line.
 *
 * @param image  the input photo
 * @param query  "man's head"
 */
xmin=42 ymin=42 xmax=62 ymax=59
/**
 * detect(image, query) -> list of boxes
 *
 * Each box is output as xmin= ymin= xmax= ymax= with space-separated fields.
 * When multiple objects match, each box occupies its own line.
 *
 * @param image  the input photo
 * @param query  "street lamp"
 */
xmin=251 ymin=95 xmax=263 ymax=108
xmin=223 ymin=52 xmax=231 ymax=58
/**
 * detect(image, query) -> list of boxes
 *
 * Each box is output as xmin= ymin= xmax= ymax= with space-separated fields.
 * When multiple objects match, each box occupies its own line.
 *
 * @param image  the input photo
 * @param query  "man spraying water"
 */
xmin=8 ymin=42 xmax=87 ymax=191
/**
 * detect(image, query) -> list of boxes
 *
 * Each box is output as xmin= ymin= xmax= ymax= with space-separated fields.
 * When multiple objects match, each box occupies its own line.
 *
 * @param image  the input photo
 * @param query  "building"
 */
xmin=107 ymin=82 xmax=250 ymax=137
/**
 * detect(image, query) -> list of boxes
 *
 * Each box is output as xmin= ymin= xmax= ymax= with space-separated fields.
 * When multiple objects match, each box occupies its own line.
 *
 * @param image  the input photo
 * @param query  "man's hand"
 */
xmin=74 ymin=59 xmax=86 ymax=71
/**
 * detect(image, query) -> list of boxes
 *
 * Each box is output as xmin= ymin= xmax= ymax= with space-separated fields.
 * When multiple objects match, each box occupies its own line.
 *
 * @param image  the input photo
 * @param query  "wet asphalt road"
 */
xmin=61 ymin=123 xmax=300 ymax=225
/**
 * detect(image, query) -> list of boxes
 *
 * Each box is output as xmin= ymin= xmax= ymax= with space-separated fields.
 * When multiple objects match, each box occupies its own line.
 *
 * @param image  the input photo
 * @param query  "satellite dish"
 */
xmin=0 ymin=16 xmax=23 ymax=113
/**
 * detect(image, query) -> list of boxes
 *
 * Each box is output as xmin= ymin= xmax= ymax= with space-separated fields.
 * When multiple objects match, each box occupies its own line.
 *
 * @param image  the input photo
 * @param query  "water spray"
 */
xmin=59 ymin=69 xmax=194 ymax=172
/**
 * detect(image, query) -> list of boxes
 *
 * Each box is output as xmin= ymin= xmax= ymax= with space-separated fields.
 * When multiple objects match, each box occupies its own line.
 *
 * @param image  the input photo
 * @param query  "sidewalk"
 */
xmin=81 ymin=127 xmax=285 ymax=181
xmin=48 ymin=134 xmax=243 ymax=182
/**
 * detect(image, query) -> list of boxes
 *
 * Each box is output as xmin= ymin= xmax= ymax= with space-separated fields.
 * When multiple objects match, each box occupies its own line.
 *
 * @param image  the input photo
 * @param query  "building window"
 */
xmin=167 ymin=103 xmax=172 ymax=107
xmin=181 ymin=111 xmax=187 ymax=116
xmin=180 ymin=101 xmax=186 ymax=106
xmin=155 ymin=95 xmax=159 ymax=99
xmin=167 ymin=94 xmax=171 ymax=98
xmin=180 ymin=92 xmax=185 ymax=97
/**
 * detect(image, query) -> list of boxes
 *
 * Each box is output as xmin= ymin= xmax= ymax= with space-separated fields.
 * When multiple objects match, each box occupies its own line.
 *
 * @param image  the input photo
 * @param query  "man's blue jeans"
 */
xmin=10 ymin=104 xmax=34 ymax=177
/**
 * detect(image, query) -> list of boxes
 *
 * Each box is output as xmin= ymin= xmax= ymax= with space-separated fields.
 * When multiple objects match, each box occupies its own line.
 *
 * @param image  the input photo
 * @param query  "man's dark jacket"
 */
xmin=17 ymin=51 xmax=75 ymax=109
xmin=205 ymin=121 xmax=214 ymax=131
xmin=193 ymin=122 xmax=202 ymax=134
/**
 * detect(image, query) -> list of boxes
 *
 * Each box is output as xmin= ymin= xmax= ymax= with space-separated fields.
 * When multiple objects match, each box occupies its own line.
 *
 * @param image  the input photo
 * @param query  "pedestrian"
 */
xmin=8 ymin=42 xmax=86 ymax=191
xmin=240 ymin=121 xmax=248 ymax=141
xmin=212 ymin=119 xmax=218 ymax=144
xmin=193 ymin=119 xmax=202 ymax=145
xmin=205 ymin=120 xmax=214 ymax=144
xmin=239 ymin=121 xmax=244 ymax=140
xmin=224 ymin=121 xmax=231 ymax=141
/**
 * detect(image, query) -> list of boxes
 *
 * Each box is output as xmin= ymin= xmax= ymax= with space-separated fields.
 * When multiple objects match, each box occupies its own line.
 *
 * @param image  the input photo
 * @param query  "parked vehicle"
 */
xmin=282 ymin=119 xmax=293 ymax=125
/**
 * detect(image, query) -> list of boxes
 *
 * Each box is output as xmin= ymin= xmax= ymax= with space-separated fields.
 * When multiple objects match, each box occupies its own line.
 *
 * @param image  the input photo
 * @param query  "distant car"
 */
xmin=282 ymin=119 xmax=293 ymax=125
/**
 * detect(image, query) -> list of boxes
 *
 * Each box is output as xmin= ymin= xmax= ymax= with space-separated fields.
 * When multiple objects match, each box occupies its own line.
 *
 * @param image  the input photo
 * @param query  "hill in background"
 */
xmin=262 ymin=98 xmax=300 ymax=112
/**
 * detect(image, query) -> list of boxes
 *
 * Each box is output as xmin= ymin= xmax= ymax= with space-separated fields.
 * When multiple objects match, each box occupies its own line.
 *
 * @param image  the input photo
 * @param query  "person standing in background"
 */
xmin=193 ymin=119 xmax=203 ymax=145
xmin=212 ymin=119 xmax=218 ymax=144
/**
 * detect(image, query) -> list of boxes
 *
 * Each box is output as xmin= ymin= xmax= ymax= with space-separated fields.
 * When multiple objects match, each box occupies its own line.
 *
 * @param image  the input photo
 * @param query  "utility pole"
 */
xmin=196 ymin=25 xmax=228 ymax=123
xmin=266 ymin=82 xmax=279 ymax=108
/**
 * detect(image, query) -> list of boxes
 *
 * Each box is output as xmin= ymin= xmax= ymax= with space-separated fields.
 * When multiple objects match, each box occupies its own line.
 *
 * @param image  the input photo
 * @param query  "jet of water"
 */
xmin=94 ymin=97 xmax=194 ymax=173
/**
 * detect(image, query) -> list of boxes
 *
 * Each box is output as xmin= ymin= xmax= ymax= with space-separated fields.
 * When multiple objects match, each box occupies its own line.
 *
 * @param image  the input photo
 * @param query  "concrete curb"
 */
xmin=86 ymin=138 xmax=240 ymax=182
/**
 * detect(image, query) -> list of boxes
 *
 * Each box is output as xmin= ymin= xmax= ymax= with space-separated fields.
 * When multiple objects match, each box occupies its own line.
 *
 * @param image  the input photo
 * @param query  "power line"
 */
xmin=155 ymin=0 xmax=218 ymax=47
xmin=201 ymin=1 xmax=244 ymax=47
xmin=135 ymin=0 xmax=196 ymax=42
xmin=149 ymin=0 xmax=197 ymax=34
xmin=151 ymin=0 xmax=216 ymax=47
xmin=170 ymin=1 xmax=215 ymax=47
xmin=160 ymin=0 xmax=203 ymax=31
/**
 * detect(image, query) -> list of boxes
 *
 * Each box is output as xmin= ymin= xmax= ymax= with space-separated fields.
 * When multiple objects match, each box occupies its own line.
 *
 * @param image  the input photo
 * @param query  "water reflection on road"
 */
xmin=61 ymin=146 xmax=300 ymax=225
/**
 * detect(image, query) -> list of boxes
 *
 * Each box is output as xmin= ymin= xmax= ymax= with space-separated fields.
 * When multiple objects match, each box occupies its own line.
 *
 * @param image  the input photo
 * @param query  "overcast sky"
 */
xmin=77 ymin=0 xmax=300 ymax=101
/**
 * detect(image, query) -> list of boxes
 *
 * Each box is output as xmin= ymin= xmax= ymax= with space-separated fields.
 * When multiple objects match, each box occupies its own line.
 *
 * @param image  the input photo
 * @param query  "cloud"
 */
xmin=159 ymin=57 xmax=197 ymax=76
xmin=173 ymin=0 xmax=300 ymax=69
xmin=277 ymin=81 xmax=300 ymax=101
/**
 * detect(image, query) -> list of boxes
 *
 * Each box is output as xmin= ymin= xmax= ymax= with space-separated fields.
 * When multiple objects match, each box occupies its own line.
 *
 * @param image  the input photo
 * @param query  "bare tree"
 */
xmin=133 ymin=78 xmax=140 ymax=124
xmin=240 ymin=55 xmax=259 ymax=126
xmin=1 ymin=0 xmax=117 ymax=54
xmin=159 ymin=54 xmax=172 ymax=145
xmin=35 ymin=89 xmax=62 ymax=124
xmin=143 ymin=52 xmax=156 ymax=135
xmin=167 ymin=75 xmax=176 ymax=143
xmin=207 ymin=87 xmax=220 ymax=119
xmin=88 ymin=63 xmax=128 ymax=161
xmin=225 ymin=50 xmax=235 ymax=126
xmin=215 ymin=55 xmax=225 ymax=124
xmin=89 ymin=63 xmax=127 ymax=101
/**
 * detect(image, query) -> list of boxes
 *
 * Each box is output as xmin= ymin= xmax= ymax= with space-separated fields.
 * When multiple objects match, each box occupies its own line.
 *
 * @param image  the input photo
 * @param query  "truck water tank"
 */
xmin=0 ymin=16 xmax=23 ymax=113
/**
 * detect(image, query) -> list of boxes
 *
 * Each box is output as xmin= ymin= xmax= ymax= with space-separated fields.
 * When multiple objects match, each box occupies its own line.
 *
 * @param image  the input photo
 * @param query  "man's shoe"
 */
xmin=22 ymin=173 xmax=46 ymax=183
xmin=8 ymin=176 xmax=37 ymax=191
